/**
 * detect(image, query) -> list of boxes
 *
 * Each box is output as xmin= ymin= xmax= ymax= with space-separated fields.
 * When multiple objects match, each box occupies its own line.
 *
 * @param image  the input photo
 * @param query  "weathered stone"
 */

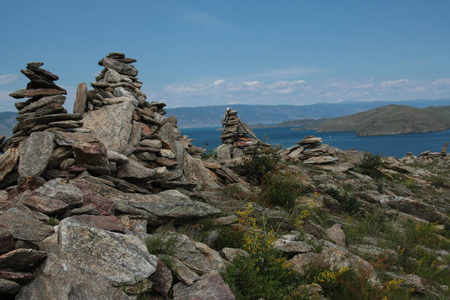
xmin=158 ymin=254 xmax=200 ymax=286
xmin=20 ymin=68 xmax=59 ymax=88
xmin=73 ymin=83 xmax=88 ymax=114
xmin=135 ymin=151 xmax=157 ymax=161
xmin=82 ymin=101 xmax=135 ymax=153
xmin=15 ymin=255 xmax=132 ymax=300
xmin=298 ymin=137 xmax=322 ymax=145
xmin=146 ymin=232 xmax=226 ymax=275
xmin=104 ymin=96 xmax=138 ymax=106
xmin=18 ymin=132 xmax=55 ymax=177
xmin=0 ymin=248 xmax=47 ymax=271
xmin=71 ymin=215 xmax=125 ymax=233
xmin=0 ymin=208 xmax=54 ymax=242
xmin=17 ymin=102 xmax=66 ymax=121
xmin=73 ymin=140 xmax=110 ymax=175
xmin=0 ymin=279 xmax=20 ymax=295
xmin=57 ymin=218 xmax=157 ymax=286
xmin=0 ymin=270 xmax=35 ymax=282
xmin=303 ymin=156 xmax=338 ymax=164
xmin=117 ymin=159 xmax=167 ymax=180
xmin=184 ymin=153 xmax=220 ymax=189
xmin=325 ymin=224 xmax=346 ymax=247
xmin=220 ymin=248 xmax=250 ymax=262
xmin=20 ymin=191 xmax=69 ymax=215
xmin=18 ymin=96 xmax=66 ymax=115
xmin=101 ymin=57 xmax=138 ymax=76
xmin=216 ymin=144 xmax=232 ymax=161
xmin=26 ymin=63 xmax=59 ymax=81
xmin=0 ymin=228 xmax=14 ymax=255
xmin=71 ymin=180 xmax=115 ymax=216
xmin=104 ymin=68 xmax=121 ymax=83
xmin=140 ymin=139 xmax=162 ymax=149
xmin=0 ymin=148 xmax=19 ymax=182
xmin=151 ymin=260 xmax=173 ymax=297
xmin=288 ymin=245 xmax=379 ymax=286
xmin=274 ymin=238 xmax=314 ymax=254
xmin=173 ymin=271 xmax=235 ymax=300
xmin=108 ymin=190 xmax=221 ymax=220
xmin=156 ymin=157 xmax=178 ymax=167
xmin=14 ymin=240 xmax=39 ymax=250
xmin=13 ymin=113 xmax=82 ymax=133
xmin=385 ymin=196 xmax=450 ymax=226
xmin=107 ymin=150 xmax=129 ymax=164
xmin=9 ymin=88 xmax=67 ymax=99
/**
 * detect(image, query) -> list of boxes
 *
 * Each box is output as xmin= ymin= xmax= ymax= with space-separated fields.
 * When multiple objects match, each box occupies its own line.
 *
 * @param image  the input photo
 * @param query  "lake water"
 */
xmin=180 ymin=127 xmax=450 ymax=158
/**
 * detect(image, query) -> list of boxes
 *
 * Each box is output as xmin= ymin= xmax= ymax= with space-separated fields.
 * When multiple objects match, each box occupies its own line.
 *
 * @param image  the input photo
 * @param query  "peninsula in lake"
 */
xmin=317 ymin=104 xmax=450 ymax=136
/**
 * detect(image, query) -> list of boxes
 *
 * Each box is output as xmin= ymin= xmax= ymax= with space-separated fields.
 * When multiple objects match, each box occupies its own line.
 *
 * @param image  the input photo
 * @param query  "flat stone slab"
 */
xmin=9 ymin=88 xmax=67 ymax=99
xmin=0 ymin=248 xmax=47 ymax=271
xmin=0 ymin=208 xmax=54 ymax=242
xmin=18 ymin=132 xmax=55 ymax=177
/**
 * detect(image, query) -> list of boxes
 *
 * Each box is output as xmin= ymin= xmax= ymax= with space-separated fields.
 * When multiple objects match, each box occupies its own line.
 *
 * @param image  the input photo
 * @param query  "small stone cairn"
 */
xmin=280 ymin=135 xmax=339 ymax=164
xmin=215 ymin=107 xmax=260 ymax=160
xmin=0 ymin=63 xmax=82 ymax=153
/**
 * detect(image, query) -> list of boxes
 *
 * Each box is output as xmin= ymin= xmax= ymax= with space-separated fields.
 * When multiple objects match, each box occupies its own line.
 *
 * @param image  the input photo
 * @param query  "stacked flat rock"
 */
xmin=73 ymin=52 xmax=148 ymax=113
xmin=0 ymin=63 xmax=82 ymax=153
xmin=215 ymin=108 xmax=260 ymax=161
xmin=280 ymin=136 xmax=339 ymax=164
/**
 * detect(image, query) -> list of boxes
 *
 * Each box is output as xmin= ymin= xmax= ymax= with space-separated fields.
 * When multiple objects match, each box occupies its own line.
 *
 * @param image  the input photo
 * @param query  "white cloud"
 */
xmin=0 ymin=74 xmax=19 ymax=85
xmin=243 ymin=81 xmax=260 ymax=86
xmin=149 ymin=75 xmax=450 ymax=108
xmin=432 ymin=78 xmax=450 ymax=86
xmin=213 ymin=79 xmax=225 ymax=86
xmin=380 ymin=79 xmax=410 ymax=88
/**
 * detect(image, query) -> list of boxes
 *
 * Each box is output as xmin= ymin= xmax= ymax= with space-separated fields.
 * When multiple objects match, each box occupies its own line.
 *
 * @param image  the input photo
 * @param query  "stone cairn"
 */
xmin=0 ymin=63 xmax=82 ymax=153
xmin=215 ymin=107 xmax=260 ymax=161
xmin=0 ymin=54 xmax=224 ymax=297
xmin=280 ymin=136 xmax=339 ymax=164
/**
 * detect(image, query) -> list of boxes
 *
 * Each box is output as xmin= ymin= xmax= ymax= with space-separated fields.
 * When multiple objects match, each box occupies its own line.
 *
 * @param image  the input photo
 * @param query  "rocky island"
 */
xmin=0 ymin=54 xmax=449 ymax=300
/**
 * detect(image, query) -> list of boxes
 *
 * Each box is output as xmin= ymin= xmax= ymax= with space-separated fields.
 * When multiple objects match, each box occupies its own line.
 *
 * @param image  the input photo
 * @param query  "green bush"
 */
xmin=325 ymin=186 xmax=362 ymax=214
xmin=358 ymin=151 xmax=385 ymax=179
xmin=259 ymin=173 xmax=313 ymax=210
xmin=239 ymin=144 xmax=281 ymax=185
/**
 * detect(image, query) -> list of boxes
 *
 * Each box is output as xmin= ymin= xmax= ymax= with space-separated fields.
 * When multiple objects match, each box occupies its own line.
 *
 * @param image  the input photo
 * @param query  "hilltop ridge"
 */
xmin=317 ymin=104 xmax=450 ymax=136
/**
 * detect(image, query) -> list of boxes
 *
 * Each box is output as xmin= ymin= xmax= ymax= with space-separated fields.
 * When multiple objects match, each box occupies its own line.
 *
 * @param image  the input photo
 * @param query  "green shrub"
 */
xmin=259 ymin=173 xmax=313 ymax=210
xmin=358 ymin=151 xmax=385 ymax=179
xmin=239 ymin=144 xmax=281 ymax=185
xmin=325 ymin=186 xmax=362 ymax=214
xmin=222 ymin=204 xmax=301 ymax=299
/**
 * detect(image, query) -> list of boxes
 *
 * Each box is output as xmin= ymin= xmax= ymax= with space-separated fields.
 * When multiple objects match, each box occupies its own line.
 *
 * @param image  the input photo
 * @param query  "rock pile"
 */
xmin=215 ymin=107 xmax=260 ymax=161
xmin=0 ymin=63 xmax=82 ymax=153
xmin=280 ymin=135 xmax=339 ymax=164
xmin=71 ymin=52 xmax=212 ymax=191
xmin=0 ymin=54 xmax=228 ymax=298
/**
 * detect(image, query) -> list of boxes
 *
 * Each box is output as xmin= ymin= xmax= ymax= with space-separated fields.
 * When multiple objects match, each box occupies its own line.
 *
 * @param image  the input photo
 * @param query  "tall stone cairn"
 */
xmin=0 ymin=63 xmax=82 ymax=152
xmin=216 ymin=107 xmax=260 ymax=160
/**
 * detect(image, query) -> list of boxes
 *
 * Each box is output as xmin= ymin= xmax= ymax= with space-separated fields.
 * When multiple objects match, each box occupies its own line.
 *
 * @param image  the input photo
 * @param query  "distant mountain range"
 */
xmin=166 ymin=98 xmax=450 ymax=128
xmin=317 ymin=104 xmax=450 ymax=136
xmin=1 ymin=99 xmax=450 ymax=137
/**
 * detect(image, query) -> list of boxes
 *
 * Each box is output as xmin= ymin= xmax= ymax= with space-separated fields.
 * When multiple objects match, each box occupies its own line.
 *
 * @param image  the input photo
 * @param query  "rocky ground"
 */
xmin=0 ymin=54 xmax=449 ymax=300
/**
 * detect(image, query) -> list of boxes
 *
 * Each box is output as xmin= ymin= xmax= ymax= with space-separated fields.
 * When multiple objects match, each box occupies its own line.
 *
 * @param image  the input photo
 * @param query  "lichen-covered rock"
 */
xmin=18 ymin=132 xmax=55 ymax=178
xmin=172 ymin=271 xmax=235 ymax=300
xmin=0 ymin=208 xmax=54 ymax=242
xmin=82 ymin=101 xmax=135 ymax=153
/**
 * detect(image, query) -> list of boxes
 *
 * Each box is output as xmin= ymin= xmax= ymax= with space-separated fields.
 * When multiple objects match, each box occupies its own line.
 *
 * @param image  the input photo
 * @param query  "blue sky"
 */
xmin=1 ymin=0 xmax=450 ymax=111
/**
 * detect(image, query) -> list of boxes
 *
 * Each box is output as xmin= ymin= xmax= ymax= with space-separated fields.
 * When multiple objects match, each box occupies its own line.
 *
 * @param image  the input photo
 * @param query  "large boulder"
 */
xmin=82 ymin=101 xmax=135 ymax=153
xmin=172 ymin=271 xmax=235 ymax=300
xmin=17 ymin=217 xmax=157 ymax=300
